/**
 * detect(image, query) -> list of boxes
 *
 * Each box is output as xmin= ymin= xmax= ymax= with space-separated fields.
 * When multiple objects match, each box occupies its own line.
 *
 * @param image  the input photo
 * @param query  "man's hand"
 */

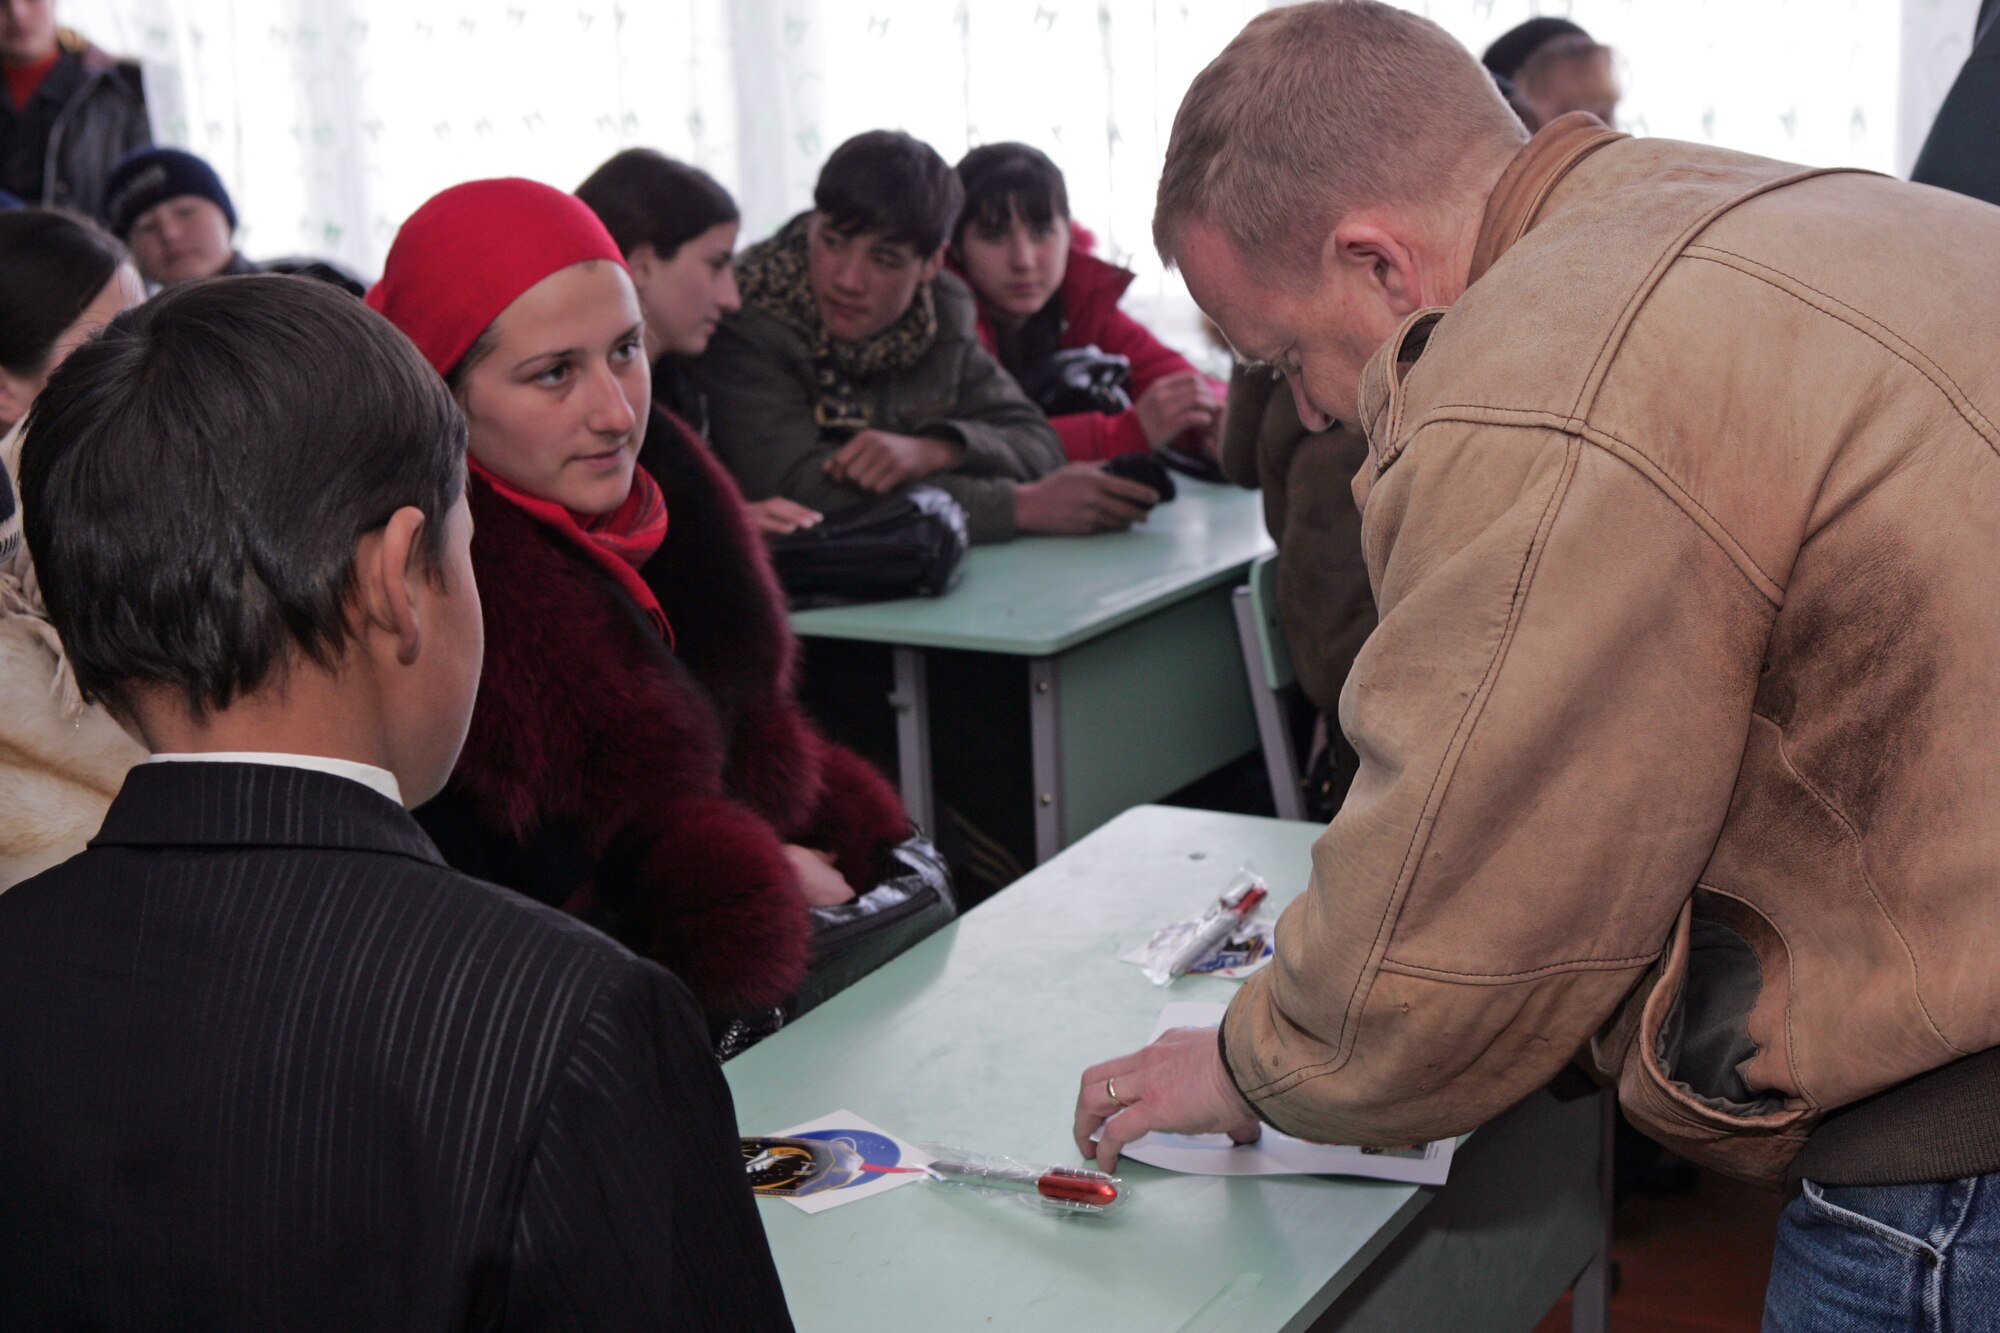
xmin=823 ymin=430 xmax=962 ymax=493
xmin=747 ymin=497 xmax=823 ymax=537
xmin=1073 ymin=1026 xmax=1262 ymax=1170
xmin=1015 ymin=463 xmax=1159 ymax=535
xmin=1135 ymin=371 xmax=1221 ymax=449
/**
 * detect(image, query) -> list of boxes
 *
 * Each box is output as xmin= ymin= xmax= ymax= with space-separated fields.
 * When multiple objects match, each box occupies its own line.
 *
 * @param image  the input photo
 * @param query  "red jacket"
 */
xmin=416 ymin=408 xmax=909 ymax=1017
xmin=963 ymin=227 xmax=1224 ymax=462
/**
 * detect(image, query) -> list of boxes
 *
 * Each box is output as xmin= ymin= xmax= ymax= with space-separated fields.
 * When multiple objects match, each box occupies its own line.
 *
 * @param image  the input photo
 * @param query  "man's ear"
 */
xmin=920 ymin=246 xmax=947 ymax=284
xmin=351 ymin=506 xmax=430 ymax=667
xmin=1325 ymin=216 xmax=1427 ymax=319
xmin=627 ymin=243 xmax=658 ymax=282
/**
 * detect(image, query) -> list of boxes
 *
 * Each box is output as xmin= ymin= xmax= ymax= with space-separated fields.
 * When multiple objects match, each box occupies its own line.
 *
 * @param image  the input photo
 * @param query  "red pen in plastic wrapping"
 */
xmin=916 ymin=1146 xmax=1129 ymax=1216
xmin=1162 ymin=881 xmax=1270 ymax=980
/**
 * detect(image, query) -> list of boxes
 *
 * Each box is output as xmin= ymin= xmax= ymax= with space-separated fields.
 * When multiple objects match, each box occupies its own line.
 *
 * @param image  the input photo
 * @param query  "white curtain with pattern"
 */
xmin=56 ymin=0 xmax=1984 ymax=289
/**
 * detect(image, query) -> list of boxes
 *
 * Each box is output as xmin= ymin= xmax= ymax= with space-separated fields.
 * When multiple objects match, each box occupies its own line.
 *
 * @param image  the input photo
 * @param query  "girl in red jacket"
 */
xmin=367 ymin=179 xmax=928 ymax=1029
xmin=951 ymin=142 xmax=1225 ymax=463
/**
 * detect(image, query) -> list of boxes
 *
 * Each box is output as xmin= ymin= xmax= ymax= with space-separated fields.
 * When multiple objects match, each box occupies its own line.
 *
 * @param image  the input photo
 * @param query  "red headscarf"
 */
xmin=368 ymin=178 xmax=672 ymax=639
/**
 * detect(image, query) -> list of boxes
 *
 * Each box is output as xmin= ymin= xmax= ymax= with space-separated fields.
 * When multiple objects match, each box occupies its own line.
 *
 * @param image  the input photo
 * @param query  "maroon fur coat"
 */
xmin=417 ymin=408 xmax=909 ymax=1016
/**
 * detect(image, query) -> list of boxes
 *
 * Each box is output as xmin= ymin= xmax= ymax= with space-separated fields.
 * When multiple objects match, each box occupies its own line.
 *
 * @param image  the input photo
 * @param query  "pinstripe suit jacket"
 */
xmin=0 ymin=761 xmax=794 ymax=1330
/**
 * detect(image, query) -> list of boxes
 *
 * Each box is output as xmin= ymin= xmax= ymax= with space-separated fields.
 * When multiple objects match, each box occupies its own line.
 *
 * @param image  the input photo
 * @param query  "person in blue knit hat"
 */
xmin=101 ymin=145 xmax=364 ymax=294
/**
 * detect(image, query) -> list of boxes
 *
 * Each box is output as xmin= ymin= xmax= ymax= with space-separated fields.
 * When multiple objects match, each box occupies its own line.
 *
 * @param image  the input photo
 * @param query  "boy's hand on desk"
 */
xmin=824 ymin=430 xmax=961 ymax=493
xmin=1073 ymin=1025 xmax=1261 ymax=1170
xmin=1016 ymin=465 xmax=1158 ymax=535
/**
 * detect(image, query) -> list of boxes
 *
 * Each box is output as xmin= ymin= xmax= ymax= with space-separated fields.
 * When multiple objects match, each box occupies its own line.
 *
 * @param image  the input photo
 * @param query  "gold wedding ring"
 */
xmin=1107 ymin=1077 xmax=1128 ymax=1109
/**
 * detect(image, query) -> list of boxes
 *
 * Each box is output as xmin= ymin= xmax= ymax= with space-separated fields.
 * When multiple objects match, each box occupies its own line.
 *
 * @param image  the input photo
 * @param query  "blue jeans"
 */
xmin=1764 ymin=1174 xmax=2000 ymax=1331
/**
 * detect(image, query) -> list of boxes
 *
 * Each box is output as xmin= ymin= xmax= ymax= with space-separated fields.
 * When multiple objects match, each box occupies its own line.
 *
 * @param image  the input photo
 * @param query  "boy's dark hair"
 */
xmin=20 ymin=275 xmax=467 ymax=720
xmin=813 ymin=130 xmax=964 ymax=255
xmin=576 ymin=149 xmax=740 ymax=261
xmin=953 ymin=142 xmax=1069 ymax=248
xmin=0 ymin=209 xmax=128 ymax=378
xmin=1480 ymin=16 xmax=1589 ymax=81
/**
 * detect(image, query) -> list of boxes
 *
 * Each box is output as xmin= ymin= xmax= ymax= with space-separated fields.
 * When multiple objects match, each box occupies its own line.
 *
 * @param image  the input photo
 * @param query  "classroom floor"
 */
xmin=1534 ymin=1167 xmax=1786 ymax=1332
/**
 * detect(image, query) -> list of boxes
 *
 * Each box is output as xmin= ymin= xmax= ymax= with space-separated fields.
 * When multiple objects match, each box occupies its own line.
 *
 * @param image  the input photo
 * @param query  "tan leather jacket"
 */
xmin=1222 ymin=115 xmax=2000 ymax=1188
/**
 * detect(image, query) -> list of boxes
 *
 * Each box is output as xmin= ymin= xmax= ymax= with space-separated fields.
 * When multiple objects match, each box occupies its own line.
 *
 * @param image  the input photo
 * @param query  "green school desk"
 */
xmin=789 ymin=478 xmax=1276 ymax=862
xmin=725 ymin=806 xmax=1612 ymax=1332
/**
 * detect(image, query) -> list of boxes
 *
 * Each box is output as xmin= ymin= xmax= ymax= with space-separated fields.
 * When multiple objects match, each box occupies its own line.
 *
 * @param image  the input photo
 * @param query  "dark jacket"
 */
xmin=1910 ymin=0 xmax=2000 ymax=205
xmin=1218 ymin=367 xmax=1376 ymax=717
xmin=242 ymin=250 xmax=370 ymax=297
xmin=417 ymin=408 xmax=910 ymax=1017
xmin=0 ymin=761 xmax=793 ymax=1331
xmin=0 ymin=29 xmax=148 ymax=217
xmin=963 ymin=227 xmax=1225 ymax=462
xmin=695 ymin=268 xmax=1065 ymax=544
xmin=655 ymin=354 xmax=711 ymax=438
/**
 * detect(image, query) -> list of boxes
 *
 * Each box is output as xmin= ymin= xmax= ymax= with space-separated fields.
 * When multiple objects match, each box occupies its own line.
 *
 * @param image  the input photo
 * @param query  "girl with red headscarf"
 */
xmin=369 ymin=179 xmax=928 ymax=1029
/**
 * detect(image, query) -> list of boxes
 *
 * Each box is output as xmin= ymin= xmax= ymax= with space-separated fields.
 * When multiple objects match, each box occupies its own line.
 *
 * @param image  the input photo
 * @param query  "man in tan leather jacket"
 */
xmin=1074 ymin=3 xmax=2000 ymax=1322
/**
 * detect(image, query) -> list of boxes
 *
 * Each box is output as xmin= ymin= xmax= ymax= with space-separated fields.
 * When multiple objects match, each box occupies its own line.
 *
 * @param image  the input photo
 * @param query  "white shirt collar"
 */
xmin=148 ymin=752 xmax=404 ymax=807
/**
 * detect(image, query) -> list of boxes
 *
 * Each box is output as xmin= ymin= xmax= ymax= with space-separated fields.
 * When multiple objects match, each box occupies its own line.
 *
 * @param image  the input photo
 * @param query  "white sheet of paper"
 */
xmin=1118 ymin=1003 xmax=1456 ymax=1186
xmin=759 ymin=1110 xmax=934 ymax=1214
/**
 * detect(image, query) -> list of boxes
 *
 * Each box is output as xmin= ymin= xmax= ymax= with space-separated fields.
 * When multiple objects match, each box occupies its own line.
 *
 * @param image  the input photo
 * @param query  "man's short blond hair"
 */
xmin=1155 ymin=0 xmax=1527 ymax=274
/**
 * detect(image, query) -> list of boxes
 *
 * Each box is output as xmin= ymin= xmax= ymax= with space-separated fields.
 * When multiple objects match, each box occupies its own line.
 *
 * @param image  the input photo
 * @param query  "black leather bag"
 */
xmin=792 ymin=832 xmax=958 ymax=1015
xmin=713 ymin=831 xmax=959 ymax=1059
xmin=1019 ymin=345 xmax=1133 ymax=417
xmin=768 ymin=484 xmax=970 ymax=609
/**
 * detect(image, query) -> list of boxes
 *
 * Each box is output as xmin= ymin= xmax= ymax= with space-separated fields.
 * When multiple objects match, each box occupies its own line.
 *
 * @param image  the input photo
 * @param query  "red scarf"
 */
xmin=469 ymin=459 xmax=673 ymax=643
xmin=4 ymin=51 xmax=59 ymax=113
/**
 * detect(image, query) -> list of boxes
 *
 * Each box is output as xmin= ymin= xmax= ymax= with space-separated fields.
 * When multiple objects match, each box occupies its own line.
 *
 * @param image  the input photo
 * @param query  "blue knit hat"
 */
xmin=102 ymin=148 xmax=238 ymax=240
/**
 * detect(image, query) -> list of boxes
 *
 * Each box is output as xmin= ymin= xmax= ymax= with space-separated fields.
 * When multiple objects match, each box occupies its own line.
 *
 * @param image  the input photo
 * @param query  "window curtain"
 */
xmin=57 ymin=0 xmax=1982 ymax=287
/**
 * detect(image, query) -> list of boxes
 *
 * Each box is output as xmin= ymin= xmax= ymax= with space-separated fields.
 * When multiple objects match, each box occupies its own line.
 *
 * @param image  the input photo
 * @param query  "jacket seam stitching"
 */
xmin=1692 ymin=878 xmax=1818 ymax=1112
xmin=1380 ymin=954 xmax=1654 ymax=982
xmin=1566 ymin=167 xmax=1861 ymax=424
xmin=1375 ymin=309 xmax=1449 ymax=466
xmin=1683 ymin=245 xmax=2000 ymax=461
xmin=1753 ymin=709 xmax=1966 ymax=1059
xmin=1395 ymin=405 xmax=1782 ymax=605
xmin=1240 ymin=434 xmax=1582 ymax=1101
xmin=1582 ymin=422 xmax=1785 ymax=596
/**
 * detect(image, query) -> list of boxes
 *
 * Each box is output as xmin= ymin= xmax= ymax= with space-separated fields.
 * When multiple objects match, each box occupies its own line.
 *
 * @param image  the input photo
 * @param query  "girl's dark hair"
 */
xmin=953 ymin=142 xmax=1070 ymax=248
xmin=576 ymin=149 xmax=740 ymax=261
xmin=0 ymin=209 xmax=128 ymax=378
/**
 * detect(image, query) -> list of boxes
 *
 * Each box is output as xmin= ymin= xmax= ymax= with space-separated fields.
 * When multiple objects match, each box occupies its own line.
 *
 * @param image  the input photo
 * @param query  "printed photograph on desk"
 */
xmin=743 ymin=1111 xmax=934 ymax=1214
xmin=1117 ymin=1003 xmax=1456 ymax=1186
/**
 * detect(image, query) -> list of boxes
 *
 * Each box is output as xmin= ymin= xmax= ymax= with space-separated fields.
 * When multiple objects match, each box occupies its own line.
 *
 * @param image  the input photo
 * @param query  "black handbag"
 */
xmin=1019 ymin=345 xmax=1133 ymax=417
xmin=768 ymin=484 xmax=969 ymax=609
xmin=713 ymin=831 xmax=959 ymax=1059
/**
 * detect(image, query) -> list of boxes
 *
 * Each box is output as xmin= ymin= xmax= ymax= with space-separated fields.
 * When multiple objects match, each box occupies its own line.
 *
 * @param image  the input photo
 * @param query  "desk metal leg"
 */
xmin=1570 ymin=1091 xmax=1616 ymax=1333
xmin=1029 ymin=657 xmax=1063 ymax=863
xmin=888 ymin=646 xmax=935 ymax=838
xmin=1231 ymin=585 xmax=1307 ymax=821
